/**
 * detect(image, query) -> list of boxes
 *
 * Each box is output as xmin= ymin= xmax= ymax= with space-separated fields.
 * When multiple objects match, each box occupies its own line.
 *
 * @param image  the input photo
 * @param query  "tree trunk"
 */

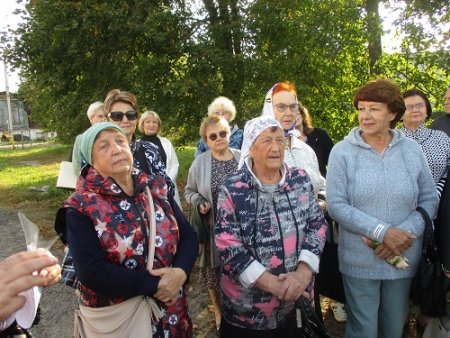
xmin=365 ymin=0 xmax=383 ymax=75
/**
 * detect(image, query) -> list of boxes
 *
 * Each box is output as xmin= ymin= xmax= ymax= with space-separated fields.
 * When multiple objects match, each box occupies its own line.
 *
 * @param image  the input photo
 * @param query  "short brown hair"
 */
xmin=353 ymin=79 xmax=405 ymax=128
xmin=199 ymin=115 xmax=230 ymax=142
xmin=104 ymin=89 xmax=138 ymax=113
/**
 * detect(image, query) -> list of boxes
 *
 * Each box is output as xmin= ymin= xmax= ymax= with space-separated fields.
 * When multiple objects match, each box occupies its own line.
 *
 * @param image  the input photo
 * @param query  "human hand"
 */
xmin=277 ymin=263 xmax=313 ymax=301
xmin=0 ymin=249 xmax=60 ymax=320
xmin=373 ymin=242 xmax=396 ymax=259
xmin=151 ymin=267 xmax=187 ymax=304
xmin=383 ymin=228 xmax=415 ymax=255
xmin=199 ymin=201 xmax=211 ymax=215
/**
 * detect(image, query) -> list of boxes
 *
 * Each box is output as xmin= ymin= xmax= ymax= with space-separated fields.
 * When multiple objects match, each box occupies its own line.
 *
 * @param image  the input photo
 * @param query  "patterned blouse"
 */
xmin=211 ymin=156 xmax=238 ymax=216
xmin=401 ymin=124 xmax=450 ymax=184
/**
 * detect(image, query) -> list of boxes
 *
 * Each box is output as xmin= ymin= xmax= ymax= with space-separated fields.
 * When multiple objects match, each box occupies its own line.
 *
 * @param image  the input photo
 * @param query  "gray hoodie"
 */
xmin=327 ymin=127 xmax=438 ymax=279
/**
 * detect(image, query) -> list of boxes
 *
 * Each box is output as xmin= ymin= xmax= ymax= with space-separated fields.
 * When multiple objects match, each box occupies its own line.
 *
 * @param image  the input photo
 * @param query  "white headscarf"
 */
xmin=238 ymin=116 xmax=282 ymax=169
xmin=261 ymin=83 xmax=300 ymax=138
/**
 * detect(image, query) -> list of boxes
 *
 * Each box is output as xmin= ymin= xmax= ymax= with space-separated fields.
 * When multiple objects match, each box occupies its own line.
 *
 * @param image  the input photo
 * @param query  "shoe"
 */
xmin=330 ymin=302 xmax=347 ymax=323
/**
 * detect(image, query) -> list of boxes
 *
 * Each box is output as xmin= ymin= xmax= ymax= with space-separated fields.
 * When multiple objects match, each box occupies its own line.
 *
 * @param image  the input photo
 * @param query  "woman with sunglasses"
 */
xmin=104 ymin=89 xmax=175 ymax=199
xmin=185 ymin=115 xmax=241 ymax=333
xmin=193 ymin=96 xmax=243 ymax=158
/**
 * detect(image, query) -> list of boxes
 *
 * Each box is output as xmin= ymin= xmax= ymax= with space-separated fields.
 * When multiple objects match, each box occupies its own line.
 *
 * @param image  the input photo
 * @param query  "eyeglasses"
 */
xmin=208 ymin=130 xmax=228 ymax=141
xmin=214 ymin=109 xmax=230 ymax=116
xmin=405 ymin=103 xmax=426 ymax=111
xmin=108 ymin=110 xmax=138 ymax=122
xmin=274 ymin=103 xmax=300 ymax=113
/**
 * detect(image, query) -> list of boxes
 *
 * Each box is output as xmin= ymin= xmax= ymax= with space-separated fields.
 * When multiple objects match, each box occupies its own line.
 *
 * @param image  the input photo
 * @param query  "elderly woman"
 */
xmin=215 ymin=116 xmax=327 ymax=337
xmin=262 ymin=82 xmax=325 ymax=198
xmin=327 ymin=79 xmax=438 ymax=338
xmin=402 ymin=89 xmax=450 ymax=186
xmin=185 ymin=115 xmax=241 ymax=332
xmin=194 ymin=96 xmax=243 ymax=158
xmin=138 ymin=111 xmax=181 ymax=206
xmin=63 ymin=122 xmax=198 ymax=337
xmin=72 ymin=101 xmax=107 ymax=174
xmin=104 ymin=89 xmax=175 ymax=199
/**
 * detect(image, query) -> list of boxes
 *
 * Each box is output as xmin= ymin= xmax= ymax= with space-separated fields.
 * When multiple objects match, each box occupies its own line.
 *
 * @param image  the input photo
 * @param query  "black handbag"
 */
xmin=410 ymin=206 xmax=447 ymax=317
xmin=315 ymin=220 xmax=346 ymax=303
xmin=293 ymin=298 xmax=331 ymax=338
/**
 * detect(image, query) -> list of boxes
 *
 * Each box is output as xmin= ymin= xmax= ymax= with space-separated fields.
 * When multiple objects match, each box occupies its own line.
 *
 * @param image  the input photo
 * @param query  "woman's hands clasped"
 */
xmin=376 ymin=227 xmax=415 ymax=259
xmin=151 ymin=267 xmax=187 ymax=305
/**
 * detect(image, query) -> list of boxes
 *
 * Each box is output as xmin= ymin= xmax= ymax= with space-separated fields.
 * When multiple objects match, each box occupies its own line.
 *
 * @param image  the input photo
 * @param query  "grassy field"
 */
xmin=0 ymin=143 xmax=195 ymax=240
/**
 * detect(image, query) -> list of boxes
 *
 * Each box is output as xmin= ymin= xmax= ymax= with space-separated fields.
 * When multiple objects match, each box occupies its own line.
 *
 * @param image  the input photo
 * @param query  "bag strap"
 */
xmin=416 ymin=206 xmax=440 ymax=263
xmin=145 ymin=187 xmax=157 ymax=273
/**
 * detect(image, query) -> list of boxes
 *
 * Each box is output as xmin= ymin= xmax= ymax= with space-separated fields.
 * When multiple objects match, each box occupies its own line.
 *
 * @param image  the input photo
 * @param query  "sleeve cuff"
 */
xmin=372 ymin=223 xmax=388 ymax=242
xmin=239 ymin=260 xmax=266 ymax=288
xmin=298 ymin=250 xmax=320 ymax=273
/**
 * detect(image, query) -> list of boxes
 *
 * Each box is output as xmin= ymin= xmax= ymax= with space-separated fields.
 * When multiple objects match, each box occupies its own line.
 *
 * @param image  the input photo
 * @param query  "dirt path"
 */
xmin=0 ymin=208 xmax=217 ymax=338
xmin=2 ymin=207 xmax=425 ymax=338
xmin=0 ymin=208 xmax=348 ymax=337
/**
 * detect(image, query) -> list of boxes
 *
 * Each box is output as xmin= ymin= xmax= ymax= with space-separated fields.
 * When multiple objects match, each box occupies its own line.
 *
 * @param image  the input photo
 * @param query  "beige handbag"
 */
xmin=73 ymin=187 xmax=162 ymax=338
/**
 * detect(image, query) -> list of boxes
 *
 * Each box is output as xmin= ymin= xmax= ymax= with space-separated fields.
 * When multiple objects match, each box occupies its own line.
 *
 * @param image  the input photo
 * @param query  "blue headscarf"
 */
xmin=80 ymin=122 xmax=125 ymax=166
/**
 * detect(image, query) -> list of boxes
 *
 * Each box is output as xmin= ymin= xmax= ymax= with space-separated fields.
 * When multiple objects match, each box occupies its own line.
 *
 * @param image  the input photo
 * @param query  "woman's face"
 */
xmin=213 ymin=104 xmax=232 ymax=122
xmin=250 ymin=127 xmax=285 ymax=173
xmin=205 ymin=121 xmax=230 ymax=153
xmin=92 ymin=129 xmax=133 ymax=179
xmin=143 ymin=115 xmax=159 ymax=136
xmin=357 ymin=101 xmax=396 ymax=137
xmin=90 ymin=108 xmax=107 ymax=125
xmin=272 ymin=91 xmax=299 ymax=131
xmin=403 ymin=95 xmax=427 ymax=127
xmin=108 ymin=101 xmax=137 ymax=138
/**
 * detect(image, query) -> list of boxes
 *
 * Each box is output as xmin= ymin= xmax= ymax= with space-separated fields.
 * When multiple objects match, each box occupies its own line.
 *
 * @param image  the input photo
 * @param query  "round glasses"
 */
xmin=208 ymin=130 xmax=228 ymax=141
xmin=108 ymin=110 xmax=138 ymax=122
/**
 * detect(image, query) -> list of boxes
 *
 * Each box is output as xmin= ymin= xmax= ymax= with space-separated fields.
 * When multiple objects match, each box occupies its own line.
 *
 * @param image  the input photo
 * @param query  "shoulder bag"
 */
xmin=73 ymin=187 xmax=162 ymax=338
xmin=410 ymin=206 xmax=447 ymax=317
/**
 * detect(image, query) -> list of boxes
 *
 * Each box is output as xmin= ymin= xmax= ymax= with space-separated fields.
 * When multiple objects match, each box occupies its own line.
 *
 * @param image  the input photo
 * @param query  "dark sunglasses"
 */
xmin=208 ymin=130 xmax=228 ymax=141
xmin=108 ymin=110 xmax=138 ymax=122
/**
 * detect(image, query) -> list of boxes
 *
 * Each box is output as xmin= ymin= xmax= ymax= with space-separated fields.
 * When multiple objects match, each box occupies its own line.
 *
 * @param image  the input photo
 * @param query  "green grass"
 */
xmin=176 ymin=146 xmax=195 ymax=183
xmin=0 ymin=143 xmax=196 ymax=238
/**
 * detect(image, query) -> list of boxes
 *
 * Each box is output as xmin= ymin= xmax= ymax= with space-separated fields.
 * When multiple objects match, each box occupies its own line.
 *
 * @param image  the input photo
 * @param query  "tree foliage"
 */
xmin=4 ymin=0 xmax=450 ymax=144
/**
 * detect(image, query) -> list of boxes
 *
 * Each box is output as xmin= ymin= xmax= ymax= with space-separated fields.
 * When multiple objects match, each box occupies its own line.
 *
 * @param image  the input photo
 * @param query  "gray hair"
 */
xmin=207 ymin=96 xmax=237 ymax=121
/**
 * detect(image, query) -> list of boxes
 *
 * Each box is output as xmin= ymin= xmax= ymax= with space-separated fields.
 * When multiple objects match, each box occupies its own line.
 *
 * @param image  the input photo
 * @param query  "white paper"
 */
xmin=56 ymin=161 xmax=77 ymax=190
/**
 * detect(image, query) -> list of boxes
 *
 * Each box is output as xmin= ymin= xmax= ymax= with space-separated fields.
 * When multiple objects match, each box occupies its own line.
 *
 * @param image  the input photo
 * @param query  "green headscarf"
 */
xmin=80 ymin=122 xmax=126 ymax=166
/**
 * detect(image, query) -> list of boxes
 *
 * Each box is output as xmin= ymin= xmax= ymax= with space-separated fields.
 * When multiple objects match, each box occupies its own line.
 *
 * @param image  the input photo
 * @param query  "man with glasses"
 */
xmin=430 ymin=86 xmax=450 ymax=137
xmin=194 ymin=96 xmax=243 ymax=158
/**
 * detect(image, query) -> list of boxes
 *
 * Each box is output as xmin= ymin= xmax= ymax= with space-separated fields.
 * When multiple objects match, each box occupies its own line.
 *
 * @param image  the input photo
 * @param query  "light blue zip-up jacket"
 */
xmin=327 ymin=127 xmax=438 ymax=279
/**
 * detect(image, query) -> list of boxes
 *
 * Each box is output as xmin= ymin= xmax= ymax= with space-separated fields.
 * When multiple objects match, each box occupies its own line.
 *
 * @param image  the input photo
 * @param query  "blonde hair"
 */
xmin=138 ymin=111 xmax=162 ymax=134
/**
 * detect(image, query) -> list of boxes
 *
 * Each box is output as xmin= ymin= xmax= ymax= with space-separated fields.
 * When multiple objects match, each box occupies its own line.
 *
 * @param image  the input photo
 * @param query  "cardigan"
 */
xmin=184 ymin=149 xmax=241 ymax=268
xmin=327 ymin=127 xmax=438 ymax=280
